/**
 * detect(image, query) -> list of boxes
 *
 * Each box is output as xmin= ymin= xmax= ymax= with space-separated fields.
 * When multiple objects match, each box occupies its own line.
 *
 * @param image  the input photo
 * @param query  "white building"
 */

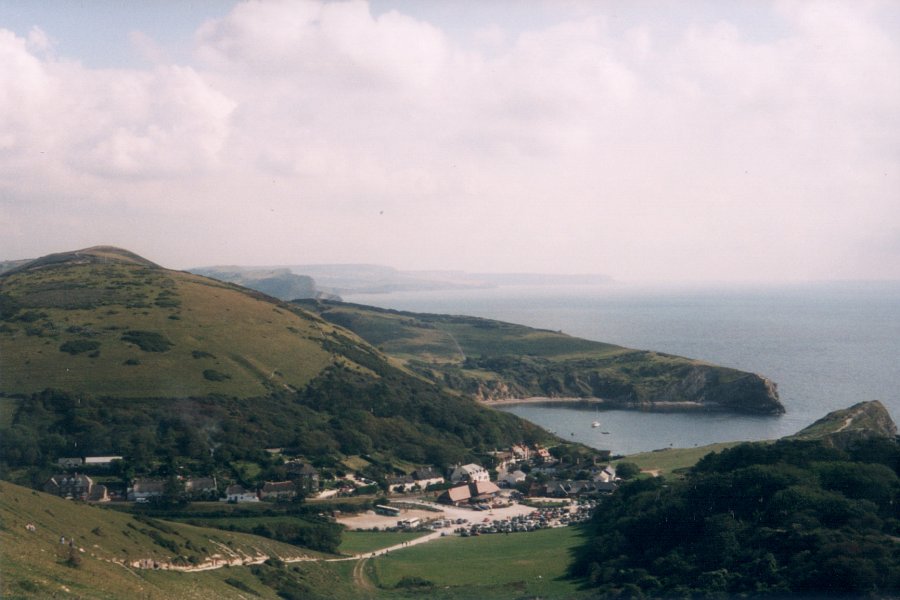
xmin=224 ymin=484 xmax=259 ymax=503
xmin=450 ymin=463 xmax=490 ymax=484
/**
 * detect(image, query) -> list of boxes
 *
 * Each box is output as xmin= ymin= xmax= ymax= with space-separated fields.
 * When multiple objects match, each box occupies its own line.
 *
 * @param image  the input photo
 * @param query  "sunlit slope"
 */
xmin=0 ymin=481 xmax=332 ymax=600
xmin=0 ymin=247 xmax=341 ymax=398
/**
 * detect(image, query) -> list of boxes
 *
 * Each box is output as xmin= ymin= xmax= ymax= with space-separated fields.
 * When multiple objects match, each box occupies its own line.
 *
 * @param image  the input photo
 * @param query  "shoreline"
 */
xmin=481 ymin=397 xmax=717 ymax=412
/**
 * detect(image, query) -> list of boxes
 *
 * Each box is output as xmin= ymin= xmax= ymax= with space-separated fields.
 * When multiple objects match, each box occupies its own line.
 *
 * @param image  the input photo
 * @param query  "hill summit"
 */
xmin=0 ymin=245 xmax=345 ymax=398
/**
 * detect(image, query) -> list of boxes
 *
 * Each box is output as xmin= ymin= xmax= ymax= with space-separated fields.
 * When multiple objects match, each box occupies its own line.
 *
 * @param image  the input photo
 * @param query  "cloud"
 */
xmin=1 ymin=0 xmax=899 ymax=281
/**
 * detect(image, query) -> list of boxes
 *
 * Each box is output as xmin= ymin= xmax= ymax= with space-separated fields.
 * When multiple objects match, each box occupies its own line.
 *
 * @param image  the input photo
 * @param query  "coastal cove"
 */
xmin=345 ymin=281 xmax=900 ymax=455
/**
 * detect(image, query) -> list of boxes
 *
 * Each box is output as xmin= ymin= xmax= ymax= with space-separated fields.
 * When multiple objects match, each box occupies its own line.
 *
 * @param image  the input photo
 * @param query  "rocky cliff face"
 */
xmin=789 ymin=400 xmax=897 ymax=449
xmin=468 ymin=362 xmax=784 ymax=415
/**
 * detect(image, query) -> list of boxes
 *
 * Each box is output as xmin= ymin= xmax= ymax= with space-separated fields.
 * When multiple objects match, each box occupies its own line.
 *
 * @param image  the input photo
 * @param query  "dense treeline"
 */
xmin=0 ymin=359 xmax=546 ymax=483
xmin=572 ymin=438 xmax=900 ymax=598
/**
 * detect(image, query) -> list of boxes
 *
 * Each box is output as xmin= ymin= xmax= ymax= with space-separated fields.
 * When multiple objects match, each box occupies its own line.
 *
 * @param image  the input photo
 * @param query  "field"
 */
xmin=617 ymin=441 xmax=751 ymax=475
xmin=0 ymin=481 xmax=343 ymax=599
xmin=339 ymin=530 xmax=430 ymax=556
xmin=369 ymin=526 xmax=590 ymax=599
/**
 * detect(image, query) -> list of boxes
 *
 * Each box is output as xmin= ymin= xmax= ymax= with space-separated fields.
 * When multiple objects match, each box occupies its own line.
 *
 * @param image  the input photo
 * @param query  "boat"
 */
xmin=591 ymin=420 xmax=601 ymax=428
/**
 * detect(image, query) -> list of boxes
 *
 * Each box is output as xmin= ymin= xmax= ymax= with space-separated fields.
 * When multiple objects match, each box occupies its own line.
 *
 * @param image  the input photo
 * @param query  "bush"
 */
xmin=225 ymin=578 xmax=259 ymax=595
xmin=395 ymin=576 xmax=433 ymax=589
xmin=59 ymin=340 xmax=101 ymax=355
xmin=121 ymin=330 xmax=173 ymax=352
xmin=203 ymin=369 xmax=231 ymax=381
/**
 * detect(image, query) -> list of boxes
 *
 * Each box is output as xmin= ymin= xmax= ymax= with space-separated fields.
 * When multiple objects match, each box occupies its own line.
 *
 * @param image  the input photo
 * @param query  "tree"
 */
xmin=616 ymin=462 xmax=640 ymax=480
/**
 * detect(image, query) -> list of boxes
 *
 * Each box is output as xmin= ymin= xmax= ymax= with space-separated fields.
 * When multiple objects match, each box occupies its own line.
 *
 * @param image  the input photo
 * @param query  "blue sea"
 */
xmin=346 ymin=282 xmax=900 ymax=455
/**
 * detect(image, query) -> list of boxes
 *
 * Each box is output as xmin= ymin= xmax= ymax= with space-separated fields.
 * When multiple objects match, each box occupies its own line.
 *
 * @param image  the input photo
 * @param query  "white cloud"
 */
xmin=1 ymin=0 xmax=899 ymax=281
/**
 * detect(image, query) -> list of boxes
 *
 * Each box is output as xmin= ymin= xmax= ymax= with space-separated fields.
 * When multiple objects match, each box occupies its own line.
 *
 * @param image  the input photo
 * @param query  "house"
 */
xmin=544 ymin=479 xmax=612 ymax=498
xmin=84 ymin=456 xmax=123 ymax=468
xmin=499 ymin=470 xmax=527 ymax=486
xmin=285 ymin=462 xmax=320 ymax=493
xmin=184 ymin=477 xmax=217 ymax=497
xmin=535 ymin=447 xmax=554 ymax=463
xmin=511 ymin=444 xmax=531 ymax=461
xmin=594 ymin=465 xmax=617 ymax=483
xmin=450 ymin=463 xmax=489 ymax=484
xmin=88 ymin=484 xmax=110 ymax=503
xmin=470 ymin=480 xmax=501 ymax=503
xmin=44 ymin=474 xmax=94 ymax=501
xmin=387 ymin=474 xmax=416 ymax=493
xmin=487 ymin=451 xmax=515 ymax=471
xmin=57 ymin=457 xmax=84 ymax=469
xmin=128 ymin=478 xmax=166 ymax=501
xmin=439 ymin=484 xmax=473 ymax=506
xmin=438 ymin=480 xmax=501 ymax=506
xmin=411 ymin=468 xmax=444 ymax=489
xmin=260 ymin=481 xmax=297 ymax=501
xmin=224 ymin=484 xmax=259 ymax=503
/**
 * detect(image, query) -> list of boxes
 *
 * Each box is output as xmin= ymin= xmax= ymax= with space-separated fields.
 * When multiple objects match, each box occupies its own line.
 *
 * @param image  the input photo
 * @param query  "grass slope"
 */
xmin=0 ymin=250 xmax=355 ymax=398
xmin=0 ymin=480 xmax=343 ymax=599
xmin=370 ymin=526 xmax=589 ymax=599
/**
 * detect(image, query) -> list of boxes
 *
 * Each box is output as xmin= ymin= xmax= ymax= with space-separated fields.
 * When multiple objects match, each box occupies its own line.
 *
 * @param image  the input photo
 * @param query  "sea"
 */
xmin=345 ymin=282 xmax=900 ymax=456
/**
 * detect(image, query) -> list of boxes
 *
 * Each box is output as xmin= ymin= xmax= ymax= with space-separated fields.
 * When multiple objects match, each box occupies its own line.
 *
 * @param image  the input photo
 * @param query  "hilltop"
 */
xmin=294 ymin=300 xmax=785 ymax=415
xmin=787 ymin=400 xmax=898 ymax=449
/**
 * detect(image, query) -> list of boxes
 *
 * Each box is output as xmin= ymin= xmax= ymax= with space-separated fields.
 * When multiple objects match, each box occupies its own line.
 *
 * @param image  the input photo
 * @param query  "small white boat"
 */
xmin=591 ymin=420 xmax=601 ymax=428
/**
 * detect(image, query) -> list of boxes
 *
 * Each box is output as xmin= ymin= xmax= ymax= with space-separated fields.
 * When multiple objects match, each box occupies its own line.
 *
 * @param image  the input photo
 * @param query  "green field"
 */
xmin=369 ymin=526 xmax=590 ymax=599
xmin=339 ymin=530 xmax=430 ymax=556
xmin=617 ymin=441 xmax=754 ymax=475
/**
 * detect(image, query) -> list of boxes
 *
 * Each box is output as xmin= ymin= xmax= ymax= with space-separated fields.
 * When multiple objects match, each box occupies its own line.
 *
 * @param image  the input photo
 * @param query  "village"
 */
xmin=41 ymin=442 xmax=623 ymax=542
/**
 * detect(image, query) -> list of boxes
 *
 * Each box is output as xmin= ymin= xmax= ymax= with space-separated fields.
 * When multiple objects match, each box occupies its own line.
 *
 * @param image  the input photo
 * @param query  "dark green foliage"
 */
xmin=248 ymin=519 xmax=341 ymax=554
xmin=225 ymin=578 xmax=259 ymax=595
xmin=394 ymin=576 xmax=433 ymax=589
xmin=615 ymin=462 xmax=640 ymax=480
xmin=120 ymin=330 xmax=173 ymax=352
xmin=59 ymin=340 xmax=101 ymax=355
xmin=191 ymin=350 xmax=215 ymax=359
xmin=123 ymin=358 xmax=141 ymax=365
xmin=203 ymin=369 xmax=231 ymax=382
xmin=572 ymin=438 xmax=900 ymax=597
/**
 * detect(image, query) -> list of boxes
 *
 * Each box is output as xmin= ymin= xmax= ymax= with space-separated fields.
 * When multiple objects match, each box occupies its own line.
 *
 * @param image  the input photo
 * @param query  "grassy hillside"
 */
xmin=294 ymin=300 xmax=784 ymax=415
xmin=369 ymin=526 xmax=590 ymax=599
xmin=0 ymin=248 xmax=343 ymax=398
xmin=0 ymin=480 xmax=362 ymax=599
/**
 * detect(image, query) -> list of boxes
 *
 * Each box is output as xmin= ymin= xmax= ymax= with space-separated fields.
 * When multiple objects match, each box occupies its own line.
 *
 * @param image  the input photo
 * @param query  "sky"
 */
xmin=1 ymin=0 xmax=898 ymax=283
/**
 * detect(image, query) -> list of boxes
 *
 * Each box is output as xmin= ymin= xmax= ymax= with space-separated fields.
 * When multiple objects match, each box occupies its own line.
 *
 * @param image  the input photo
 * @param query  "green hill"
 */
xmin=294 ymin=300 xmax=785 ymax=415
xmin=0 ymin=246 xmax=342 ymax=398
xmin=0 ymin=480 xmax=359 ymax=599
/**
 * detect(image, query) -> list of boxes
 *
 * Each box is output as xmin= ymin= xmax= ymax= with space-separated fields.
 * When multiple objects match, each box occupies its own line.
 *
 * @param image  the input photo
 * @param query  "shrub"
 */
xmin=59 ymin=340 xmax=101 ymax=355
xmin=121 ymin=330 xmax=173 ymax=352
xmin=225 ymin=578 xmax=259 ymax=595
xmin=192 ymin=350 xmax=215 ymax=359
xmin=395 ymin=576 xmax=433 ymax=589
xmin=124 ymin=358 xmax=141 ymax=365
xmin=203 ymin=369 xmax=231 ymax=382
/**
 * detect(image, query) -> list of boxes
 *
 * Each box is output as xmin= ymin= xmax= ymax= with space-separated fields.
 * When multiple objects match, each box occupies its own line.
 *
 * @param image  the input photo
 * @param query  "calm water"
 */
xmin=346 ymin=282 xmax=900 ymax=455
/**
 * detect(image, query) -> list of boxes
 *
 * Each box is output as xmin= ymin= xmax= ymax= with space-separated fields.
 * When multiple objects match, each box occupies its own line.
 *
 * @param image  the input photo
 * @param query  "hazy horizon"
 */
xmin=2 ymin=1 xmax=898 ymax=284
